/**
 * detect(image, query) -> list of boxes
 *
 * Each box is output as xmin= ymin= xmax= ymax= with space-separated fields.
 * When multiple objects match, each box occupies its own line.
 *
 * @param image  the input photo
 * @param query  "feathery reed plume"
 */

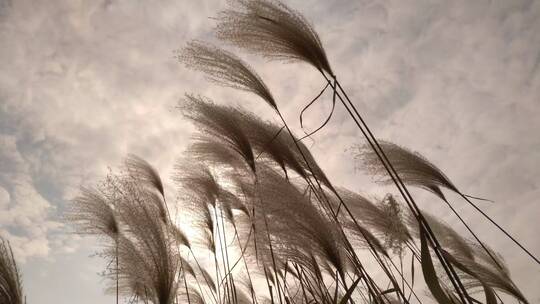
xmin=187 ymin=137 xmax=256 ymax=176
xmin=216 ymin=0 xmax=333 ymax=75
xmin=0 ymin=238 xmax=24 ymax=304
xmin=113 ymin=236 xmax=153 ymax=297
xmin=236 ymin=111 xmax=307 ymax=180
xmin=179 ymin=37 xmax=340 ymax=207
xmin=178 ymin=34 xmax=336 ymax=194
xmin=408 ymin=210 xmax=529 ymax=303
xmin=354 ymin=141 xmax=458 ymax=201
xmin=67 ymin=185 xmax=122 ymax=304
xmin=238 ymin=107 xmax=335 ymax=190
xmin=66 ymin=187 xmax=120 ymax=239
xmin=70 ymin=158 xmax=183 ymax=304
xmin=343 ymin=220 xmax=387 ymax=257
xmin=407 ymin=212 xmax=474 ymax=260
xmin=177 ymin=191 xmax=215 ymax=251
xmin=470 ymin=243 xmax=509 ymax=277
xmin=442 ymin=250 xmax=528 ymax=303
xmin=112 ymin=178 xmax=180 ymax=304
xmin=66 ymin=0 xmax=536 ymax=301
xmin=175 ymin=161 xmax=221 ymax=207
xmin=125 ymin=154 xmax=166 ymax=198
xmin=222 ymin=106 xmax=336 ymax=191
xmin=338 ymin=189 xmax=410 ymax=253
xmin=254 ymin=165 xmax=346 ymax=278
xmin=357 ymin=141 xmax=540 ymax=267
xmin=181 ymin=94 xmax=256 ymax=173
xmin=175 ymin=161 xmax=232 ymax=251
xmin=178 ymin=41 xmax=277 ymax=110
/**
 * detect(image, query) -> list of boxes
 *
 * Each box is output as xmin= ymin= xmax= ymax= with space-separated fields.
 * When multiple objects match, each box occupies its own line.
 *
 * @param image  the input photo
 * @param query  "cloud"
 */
xmin=0 ymin=134 xmax=62 ymax=261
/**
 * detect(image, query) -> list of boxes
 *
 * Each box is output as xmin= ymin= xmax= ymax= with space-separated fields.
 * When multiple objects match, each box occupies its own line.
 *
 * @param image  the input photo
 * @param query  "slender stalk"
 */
xmin=441 ymin=198 xmax=503 ymax=269
xmin=214 ymin=209 xmax=232 ymax=304
xmin=116 ymin=244 xmax=119 ymax=304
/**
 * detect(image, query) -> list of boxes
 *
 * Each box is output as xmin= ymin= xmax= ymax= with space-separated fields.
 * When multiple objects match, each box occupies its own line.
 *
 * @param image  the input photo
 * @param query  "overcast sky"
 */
xmin=0 ymin=0 xmax=539 ymax=303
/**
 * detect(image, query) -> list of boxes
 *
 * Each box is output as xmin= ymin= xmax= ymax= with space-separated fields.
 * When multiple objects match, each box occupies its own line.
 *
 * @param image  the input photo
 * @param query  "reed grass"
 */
xmin=64 ymin=0 xmax=535 ymax=303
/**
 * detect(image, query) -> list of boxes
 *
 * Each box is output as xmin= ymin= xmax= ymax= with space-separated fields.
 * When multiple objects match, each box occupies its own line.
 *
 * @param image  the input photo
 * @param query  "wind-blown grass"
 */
xmin=64 ymin=0 xmax=535 ymax=303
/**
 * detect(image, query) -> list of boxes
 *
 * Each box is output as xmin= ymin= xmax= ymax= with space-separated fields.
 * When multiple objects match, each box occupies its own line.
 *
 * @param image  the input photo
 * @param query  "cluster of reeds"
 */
xmin=66 ymin=0 xmax=537 ymax=304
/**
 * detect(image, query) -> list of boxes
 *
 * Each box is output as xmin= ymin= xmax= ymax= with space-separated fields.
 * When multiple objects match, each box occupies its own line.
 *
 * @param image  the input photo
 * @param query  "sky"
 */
xmin=0 ymin=0 xmax=539 ymax=303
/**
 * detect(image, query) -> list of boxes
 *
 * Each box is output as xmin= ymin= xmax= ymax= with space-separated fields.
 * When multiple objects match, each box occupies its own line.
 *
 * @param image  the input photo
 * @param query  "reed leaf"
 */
xmin=419 ymin=225 xmax=455 ymax=304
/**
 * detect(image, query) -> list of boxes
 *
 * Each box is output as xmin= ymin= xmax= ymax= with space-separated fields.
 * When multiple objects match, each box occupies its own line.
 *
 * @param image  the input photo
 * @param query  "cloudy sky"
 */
xmin=1 ymin=0 xmax=539 ymax=303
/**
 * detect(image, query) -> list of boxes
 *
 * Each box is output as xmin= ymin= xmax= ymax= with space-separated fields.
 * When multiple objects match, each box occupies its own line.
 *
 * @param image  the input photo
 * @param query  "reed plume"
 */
xmin=357 ymin=141 xmax=540 ymax=269
xmin=235 ymin=111 xmax=308 ymax=180
xmin=67 ymin=157 xmax=186 ymax=304
xmin=110 ymin=177 xmax=180 ymax=304
xmin=175 ymin=161 xmax=221 ymax=207
xmin=66 ymin=187 xmax=120 ymax=240
xmin=408 ymin=210 xmax=529 ymax=303
xmin=0 ymin=238 xmax=24 ymax=304
xmin=338 ymin=189 xmax=410 ymax=254
xmin=443 ymin=250 xmax=528 ymax=303
xmin=407 ymin=212 xmax=474 ymax=260
xmin=216 ymin=0 xmax=333 ymax=75
xmin=178 ymin=38 xmax=307 ymax=181
xmin=181 ymin=95 xmax=257 ymax=173
xmin=125 ymin=154 xmax=166 ymax=198
xmin=354 ymin=141 xmax=458 ymax=201
xmin=178 ymin=41 xmax=277 ymax=110
xmin=253 ymin=165 xmax=346 ymax=279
